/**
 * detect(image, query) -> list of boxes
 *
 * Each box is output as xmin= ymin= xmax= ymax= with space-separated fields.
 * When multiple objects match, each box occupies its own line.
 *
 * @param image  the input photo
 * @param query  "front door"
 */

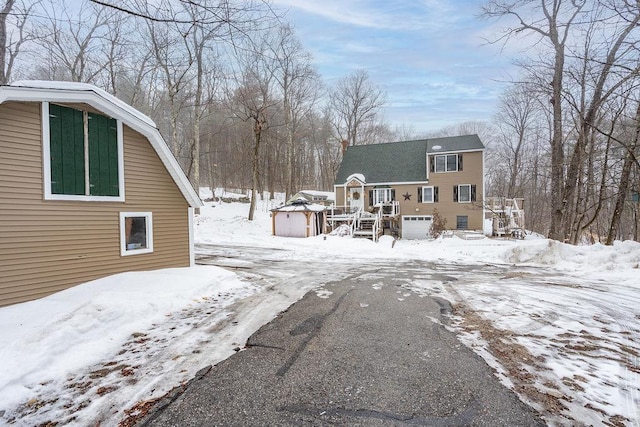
xmin=349 ymin=187 xmax=364 ymax=212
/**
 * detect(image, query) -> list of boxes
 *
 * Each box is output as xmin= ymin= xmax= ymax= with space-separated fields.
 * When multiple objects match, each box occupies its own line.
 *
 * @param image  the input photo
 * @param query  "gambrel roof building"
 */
xmin=0 ymin=81 xmax=203 ymax=306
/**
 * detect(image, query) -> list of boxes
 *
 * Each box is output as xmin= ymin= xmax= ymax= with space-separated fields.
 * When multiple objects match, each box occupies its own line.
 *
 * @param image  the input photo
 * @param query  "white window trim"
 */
xmin=120 ymin=211 xmax=154 ymax=256
xmin=372 ymin=188 xmax=392 ymax=205
xmin=434 ymin=154 xmax=458 ymax=173
xmin=458 ymin=184 xmax=472 ymax=203
xmin=42 ymin=102 xmax=125 ymax=202
xmin=421 ymin=186 xmax=434 ymax=203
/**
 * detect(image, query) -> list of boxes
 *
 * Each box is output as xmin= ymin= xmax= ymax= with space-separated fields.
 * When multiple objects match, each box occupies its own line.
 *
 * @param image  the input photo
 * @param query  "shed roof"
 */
xmin=271 ymin=201 xmax=326 ymax=212
xmin=0 ymin=81 xmax=203 ymax=207
xmin=334 ymin=134 xmax=484 ymax=185
xmin=296 ymin=190 xmax=335 ymax=199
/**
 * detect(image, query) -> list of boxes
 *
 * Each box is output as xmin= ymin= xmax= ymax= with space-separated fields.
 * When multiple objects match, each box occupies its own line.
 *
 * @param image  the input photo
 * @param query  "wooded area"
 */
xmin=1 ymin=0 xmax=638 ymax=243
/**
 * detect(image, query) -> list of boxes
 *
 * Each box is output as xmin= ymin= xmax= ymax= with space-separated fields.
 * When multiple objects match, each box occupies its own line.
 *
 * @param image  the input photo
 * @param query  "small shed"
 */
xmin=271 ymin=199 xmax=327 ymax=238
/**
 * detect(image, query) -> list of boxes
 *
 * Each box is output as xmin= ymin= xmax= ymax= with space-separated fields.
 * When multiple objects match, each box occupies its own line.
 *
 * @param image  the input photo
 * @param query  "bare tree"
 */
xmin=561 ymin=2 xmax=640 ymax=243
xmin=0 ymin=0 xmax=36 ymax=84
xmin=328 ymin=69 xmax=386 ymax=147
xmin=309 ymin=109 xmax=340 ymax=190
xmin=228 ymin=43 xmax=279 ymax=220
xmin=33 ymin=0 xmax=116 ymax=82
xmin=494 ymin=84 xmax=538 ymax=197
xmin=144 ymin=13 xmax=195 ymax=161
xmin=98 ymin=10 xmax=130 ymax=96
xmin=482 ymin=0 xmax=585 ymax=241
xmin=267 ymin=24 xmax=321 ymax=198
xmin=89 ymin=0 xmax=276 ymax=29
xmin=607 ymin=98 xmax=640 ymax=244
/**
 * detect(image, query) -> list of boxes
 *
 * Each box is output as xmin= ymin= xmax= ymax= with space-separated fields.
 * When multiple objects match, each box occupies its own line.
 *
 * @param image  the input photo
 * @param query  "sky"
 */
xmin=0 ymin=191 xmax=638 ymax=425
xmin=270 ymin=0 xmax=518 ymax=135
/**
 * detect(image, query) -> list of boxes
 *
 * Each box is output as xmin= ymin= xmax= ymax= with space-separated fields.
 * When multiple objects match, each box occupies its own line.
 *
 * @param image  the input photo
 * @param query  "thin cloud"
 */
xmin=271 ymin=0 xmax=438 ymax=30
xmin=271 ymin=0 xmax=516 ymax=132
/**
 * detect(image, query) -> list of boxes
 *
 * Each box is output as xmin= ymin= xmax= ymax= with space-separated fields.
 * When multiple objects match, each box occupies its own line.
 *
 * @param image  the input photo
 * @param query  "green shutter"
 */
xmin=49 ymin=104 xmax=85 ymax=195
xmin=88 ymin=112 xmax=119 ymax=196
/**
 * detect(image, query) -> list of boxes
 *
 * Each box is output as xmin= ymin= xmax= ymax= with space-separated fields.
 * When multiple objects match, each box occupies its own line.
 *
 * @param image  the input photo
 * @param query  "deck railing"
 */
xmin=486 ymin=197 xmax=526 ymax=238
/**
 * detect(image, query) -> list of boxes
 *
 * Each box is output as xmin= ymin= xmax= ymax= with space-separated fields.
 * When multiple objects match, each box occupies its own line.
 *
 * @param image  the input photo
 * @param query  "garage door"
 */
xmin=275 ymin=212 xmax=307 ymax=237
xmin=401 ymin=215 xmax=432 ymax=239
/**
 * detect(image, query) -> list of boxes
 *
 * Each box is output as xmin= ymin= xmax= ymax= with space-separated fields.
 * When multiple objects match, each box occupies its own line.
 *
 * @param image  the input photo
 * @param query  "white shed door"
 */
xmin=275 ymin=212 xmax=307 ymax=237
xmin=402 ymin=215 xmax=432 ymax=240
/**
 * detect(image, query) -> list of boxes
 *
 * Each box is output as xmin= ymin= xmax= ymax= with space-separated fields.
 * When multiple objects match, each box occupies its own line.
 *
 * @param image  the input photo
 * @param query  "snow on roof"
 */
xmin=10 ymin=81 xmax=157 ymax=128
xmin=346 ymin=173 xmax=366 ymax=183
xmin=272 ymin=202 xmax=327 ymax=212
xmin=0 ymin=81 xmax=202 ymax=208
xmin=297 ymin=190 xmax=335 ymax=199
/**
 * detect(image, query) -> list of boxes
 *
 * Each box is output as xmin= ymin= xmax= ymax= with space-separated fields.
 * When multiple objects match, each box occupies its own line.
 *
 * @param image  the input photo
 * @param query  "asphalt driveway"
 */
xmin=137 ymin=260 xmax=545 ymax=426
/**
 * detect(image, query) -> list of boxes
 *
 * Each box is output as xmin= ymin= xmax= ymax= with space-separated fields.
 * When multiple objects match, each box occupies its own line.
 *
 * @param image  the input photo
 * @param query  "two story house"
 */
xmin=333 ymin=134 xmax=485 ymax=239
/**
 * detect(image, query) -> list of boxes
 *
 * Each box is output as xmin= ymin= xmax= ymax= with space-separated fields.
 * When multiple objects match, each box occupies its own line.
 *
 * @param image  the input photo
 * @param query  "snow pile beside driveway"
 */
xmin=0 ymin=266 xmax=259 ymax=426
xmin=506 ymin=238 xmax=640 ymax=271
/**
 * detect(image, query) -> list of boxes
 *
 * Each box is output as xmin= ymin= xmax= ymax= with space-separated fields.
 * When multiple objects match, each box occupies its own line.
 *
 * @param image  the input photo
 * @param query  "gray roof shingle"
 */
xmin=334 ymin=134 xmax=484 ymax=185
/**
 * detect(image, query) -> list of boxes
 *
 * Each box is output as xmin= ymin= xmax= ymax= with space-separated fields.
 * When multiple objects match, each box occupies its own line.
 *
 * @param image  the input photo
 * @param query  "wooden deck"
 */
xmin=326 ymin=204 xmax=399 ymax=242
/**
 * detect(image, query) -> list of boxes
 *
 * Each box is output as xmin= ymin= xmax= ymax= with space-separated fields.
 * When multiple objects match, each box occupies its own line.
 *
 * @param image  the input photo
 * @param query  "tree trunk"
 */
xmin=548 ymin=27 xmax=566 ymax=241
xmin=248 ymin=117 xmax=263 ymax=221
xmin=283 ymin=93 xmax=294 ymax=200
xmin=191 ymin=46 xmax=203 ymax=192
xmin=606 ymin=102 xmax=640 ymax=245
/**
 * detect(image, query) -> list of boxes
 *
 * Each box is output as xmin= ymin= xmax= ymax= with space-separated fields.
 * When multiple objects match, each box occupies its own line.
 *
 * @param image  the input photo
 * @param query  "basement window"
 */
xmin=120 ymin=212 xmax=153 ymax=256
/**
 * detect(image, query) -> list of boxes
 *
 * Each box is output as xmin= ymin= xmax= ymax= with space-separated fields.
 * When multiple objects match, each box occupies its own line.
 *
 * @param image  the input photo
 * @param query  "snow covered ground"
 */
xmin=0 ymin=190 xmax=638 ymax=426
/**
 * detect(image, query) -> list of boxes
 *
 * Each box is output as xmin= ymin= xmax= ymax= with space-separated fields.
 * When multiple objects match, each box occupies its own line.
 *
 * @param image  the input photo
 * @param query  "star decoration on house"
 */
xmin=403 ymin=192 xmax=412 ymax=201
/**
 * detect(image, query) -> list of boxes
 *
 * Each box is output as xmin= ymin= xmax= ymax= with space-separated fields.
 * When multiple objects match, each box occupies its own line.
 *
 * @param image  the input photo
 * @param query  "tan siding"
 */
xmin=390 ymin=152 xmax=484 ymax=233
xmin=334 ymin=150 xmax=484 ymax=236
xmin=0 ymin=101 xmax=191 ymax=307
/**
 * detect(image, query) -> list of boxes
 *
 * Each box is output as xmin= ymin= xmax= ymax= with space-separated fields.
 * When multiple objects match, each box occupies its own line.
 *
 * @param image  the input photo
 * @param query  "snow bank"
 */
xmin=0 ymin=266 xmax=246 ymax=411
xmin=193 ymin=196 xmax=640 ymax=273
xmin=505 ymin=238 xmax=640 ymax=272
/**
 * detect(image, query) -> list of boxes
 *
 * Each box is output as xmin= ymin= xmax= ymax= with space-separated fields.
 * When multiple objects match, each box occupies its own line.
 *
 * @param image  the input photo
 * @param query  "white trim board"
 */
xmin=0 ymin=82 xmax=203 ymax=208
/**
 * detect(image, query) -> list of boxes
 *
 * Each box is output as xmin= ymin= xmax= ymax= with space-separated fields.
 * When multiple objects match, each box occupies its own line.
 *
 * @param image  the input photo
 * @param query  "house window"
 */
xmin=371 ymin=188 xmax=393 ymax=205
xmin=43 ymin=102 xmax=124 ymax=201
xmin=433 ymin=154 xmax=461 ymax=172
xmin=120 ymin=212 xmax=153 ymax=256
xmin=456 ymin=215 xmax=468 ymax=230
xmin=420 ymin=186 xmax=439 ymax=203
xmin=459 ymin=184 xmax=471 ymax=202
xmin=453 ymin=184 xmax=476 ymax=203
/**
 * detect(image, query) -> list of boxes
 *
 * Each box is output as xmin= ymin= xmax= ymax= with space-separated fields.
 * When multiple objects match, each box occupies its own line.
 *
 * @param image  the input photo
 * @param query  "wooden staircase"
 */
xmin=352 ymin=210 xmax=383 ymax=242
xmin=327 ymin=206 xmax=383 ymax=242
xmin=352 ymin=212 xmax=382 ymax=242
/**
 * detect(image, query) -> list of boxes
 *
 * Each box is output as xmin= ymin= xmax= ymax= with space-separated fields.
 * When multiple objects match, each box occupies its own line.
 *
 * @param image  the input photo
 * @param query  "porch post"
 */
xmin=343 ymin=184 xmax=347 ymax=208
xmin=271 ymin=211 xmax=276 ymax=236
